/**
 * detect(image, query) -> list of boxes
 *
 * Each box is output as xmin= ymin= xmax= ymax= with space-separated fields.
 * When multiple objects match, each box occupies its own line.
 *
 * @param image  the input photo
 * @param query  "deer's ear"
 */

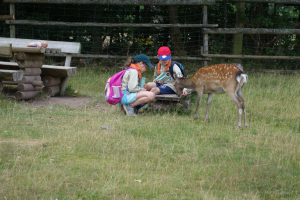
xmin=173 ymin=72 xmax=178 ymax=80
xmin=183 ymin=71 xmax=188 ymax=78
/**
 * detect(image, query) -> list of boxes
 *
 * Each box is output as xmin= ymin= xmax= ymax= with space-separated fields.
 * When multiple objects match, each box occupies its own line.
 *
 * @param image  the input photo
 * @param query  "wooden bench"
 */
xmin=150 ymin=91 xmax=193 ymax=110
xmin=0 ymin=43 xmax=23 ymax=91
xmin=0 ymin=37 xmax=80 ymax=96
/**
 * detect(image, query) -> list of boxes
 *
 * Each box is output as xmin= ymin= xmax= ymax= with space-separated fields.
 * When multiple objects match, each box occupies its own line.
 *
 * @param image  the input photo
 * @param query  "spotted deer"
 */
xmin=174 ymin=64 xmax=248 ymax=129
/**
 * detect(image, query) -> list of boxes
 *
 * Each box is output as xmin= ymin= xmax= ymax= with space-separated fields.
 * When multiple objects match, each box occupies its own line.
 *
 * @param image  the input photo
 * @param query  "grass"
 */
xmin=0 ymin=65 xmax=300 ymax=199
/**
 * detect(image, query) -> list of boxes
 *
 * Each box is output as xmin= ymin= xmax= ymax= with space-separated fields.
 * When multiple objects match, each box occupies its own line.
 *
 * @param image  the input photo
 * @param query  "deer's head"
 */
xmin=173 ymin=73 xmax=184 ymax=97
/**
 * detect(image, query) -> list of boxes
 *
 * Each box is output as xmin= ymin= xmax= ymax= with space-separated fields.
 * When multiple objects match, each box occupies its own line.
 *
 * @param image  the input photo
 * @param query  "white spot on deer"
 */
xmin=239 ymin=109 xmax=242 ymax=115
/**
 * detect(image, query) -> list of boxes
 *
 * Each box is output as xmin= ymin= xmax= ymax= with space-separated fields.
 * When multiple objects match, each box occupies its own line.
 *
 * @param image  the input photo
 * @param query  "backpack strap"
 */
xmin=169 ymin=61 xmax=184 ymax=79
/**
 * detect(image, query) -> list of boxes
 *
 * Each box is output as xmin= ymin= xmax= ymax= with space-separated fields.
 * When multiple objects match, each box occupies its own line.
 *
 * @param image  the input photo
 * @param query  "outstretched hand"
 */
xmin=181 ymin=89 xmax=188 ymax=97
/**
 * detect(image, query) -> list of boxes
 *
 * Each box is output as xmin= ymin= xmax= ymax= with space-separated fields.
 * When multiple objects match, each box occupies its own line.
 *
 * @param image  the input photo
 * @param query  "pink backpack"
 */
xmin=104 ymin=68 xmax=133 ymax=105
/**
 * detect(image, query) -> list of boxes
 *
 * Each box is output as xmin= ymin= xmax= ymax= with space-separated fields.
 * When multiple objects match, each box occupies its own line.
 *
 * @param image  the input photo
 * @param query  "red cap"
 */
xmin=158 ymin=46 xmax=171 ymax=56
xmin=158 ymin=46 xmax=171 ymax=60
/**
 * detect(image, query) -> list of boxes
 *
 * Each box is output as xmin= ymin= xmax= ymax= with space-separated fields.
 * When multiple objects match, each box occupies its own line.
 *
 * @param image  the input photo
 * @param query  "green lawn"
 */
xmin=0 ymin=66 xmax=299 ymax=199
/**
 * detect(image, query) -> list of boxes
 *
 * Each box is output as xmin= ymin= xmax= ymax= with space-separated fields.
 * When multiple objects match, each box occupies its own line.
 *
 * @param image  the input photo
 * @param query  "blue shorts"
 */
xmin=120 ymin=92 xmax=137 ymax=105
xmin=155 ymin=82 xmax=176 ymax=94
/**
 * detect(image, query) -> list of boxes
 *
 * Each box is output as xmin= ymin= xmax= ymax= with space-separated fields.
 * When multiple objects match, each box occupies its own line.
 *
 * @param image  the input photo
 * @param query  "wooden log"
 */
xmin=42 ymin=76 xmax=61 ymax=87
xmin=0 ymin=81 xmax=3 ymax=92
xmin=201 ymin=53 xmax=300 ymax=60
xmin=0 ymin=15 xmax=14 ymax=20
xmin=18 ymin=60 xmax=43 ymax=68
xmin=154 ymin=94 xmax=181 ymax=102
xmin=32 ymin=80 xmax=43 ymax=86
xmin=202 ymin=28 xmax=300 ymax=35
xmin=21 ymin=75 xmax=41 ymax=83
xmin=5 ymin=20 xmax=218 ymax=28
xmin=42 ymin=86 xmax=60 ymax=97
xmin=2 ymin=81 xmax=20 ymax=85
xmin=0 ymin=61 xmax=19 ymax=70
xmin=3 ymin=0 xmax=216 ymax=6
xmin=0 ymin=69 xmax=23 ymax=81
xmin=15 ymin=52 xmax=45 ymax=61
xmin=41 ymin=65 xmax=76 ymax=77
xmin=0 ymin=43 xmax=12 ymax=57
xmin=17 ymin=83 xmax=42 ymax=91
xmin=21 ymin=68 xmax=42 ymax=76
xmin=12 ymin=47 xmax=45 ymax=53
xmin=60 ymin=77 xmax=68 ymax=95
xmin=15 ymin=91 xmax=39 ymax=100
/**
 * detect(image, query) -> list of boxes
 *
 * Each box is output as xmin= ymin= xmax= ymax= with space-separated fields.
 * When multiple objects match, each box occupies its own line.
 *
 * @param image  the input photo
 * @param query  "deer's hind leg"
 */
xmin=225 ymin=89 xmax=244 ymax=129
xmin=204 ymin=93 xmax=213 ymax=122
xmin=194 ymin=88 xmax=204 ymax=120
xmin=237 ymin=87 xmax=248 ymax=128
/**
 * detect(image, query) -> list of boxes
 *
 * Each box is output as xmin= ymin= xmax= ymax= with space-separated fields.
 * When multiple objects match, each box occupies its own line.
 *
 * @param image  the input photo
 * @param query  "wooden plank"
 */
xmin=262 ymin=69 xmax=300 ymax=74
xmin=0 ymin=37 xmax=81 ymax=54
xmin=0 ymin=15 xmax=14 ymax=20
xmin=0 ymin=69 xmax=23 ymax=81
xmin=0 ymin=62 xmax=77 ymax=77
xmin=3 ymin=0 xmax=216 ymax=5
xmin=229 ymin=0 xmax=299 ymax=4
xmin=12 ymin=47 xmax=45 ymax=53
xmin=203 ymin=28 xmax=300 ymax=35
xmin=0 ymin=43 xmax=12 ymax=57
xmin=41 ymin=65 xmax=76 ymax=77
xmin=45 ymin=53 xmax=212 ymax=61
xmin=15 ymin=52 xmax=45 ymax=61
xmin=0 ymin=61 xmax=19 ymax=70
xmin=5 ymin=20 xmax=219 ymax=28
xmin=155 ymin=94 xmax=181 ymax=102
xmin=202 ymin=54 xmax=300 ymax=60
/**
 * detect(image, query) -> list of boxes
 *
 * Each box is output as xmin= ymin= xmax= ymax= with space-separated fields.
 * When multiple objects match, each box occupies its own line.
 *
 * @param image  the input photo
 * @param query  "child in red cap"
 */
xmin=144 ymin=46 xmax=188 ymax=96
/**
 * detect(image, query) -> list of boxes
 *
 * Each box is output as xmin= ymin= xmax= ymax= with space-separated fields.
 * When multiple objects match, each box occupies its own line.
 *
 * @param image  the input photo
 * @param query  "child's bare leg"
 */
xmin=150 ymin=87 xmax=161 ymax=95
xmin=144 ymin=82 xmax=156 ymax=91
xmin=130 ymin=91 xmax=155 ymax=107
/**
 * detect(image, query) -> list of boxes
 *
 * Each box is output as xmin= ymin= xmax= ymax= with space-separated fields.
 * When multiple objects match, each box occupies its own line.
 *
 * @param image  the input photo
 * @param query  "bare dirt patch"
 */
xmin=29 ymin=96 xmax=91 ymax=107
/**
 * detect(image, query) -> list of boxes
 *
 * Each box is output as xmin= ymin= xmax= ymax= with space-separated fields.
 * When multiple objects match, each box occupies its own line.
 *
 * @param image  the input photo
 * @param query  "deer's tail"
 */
xmin=236 ymin=71 xmax=247 ymax=85
xmin=236 ymin=72 xmax=248 ymax=96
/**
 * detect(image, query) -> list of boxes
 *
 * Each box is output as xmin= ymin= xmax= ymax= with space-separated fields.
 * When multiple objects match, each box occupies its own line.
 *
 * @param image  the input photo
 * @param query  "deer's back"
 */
xmin=191 ymin=64 xmax=243 ymax=93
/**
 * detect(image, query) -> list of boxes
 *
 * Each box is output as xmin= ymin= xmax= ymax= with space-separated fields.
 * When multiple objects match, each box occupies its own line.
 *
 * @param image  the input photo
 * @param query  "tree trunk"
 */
xmin=253 ymin=3 xmax=269 ymax=55
xmin=188 ymin=6 xmax=202 ymax=56
xmin=232 ymin=2 xmax=245 ymax=64
xmin=297 ymin=6 xmax=300 ymax=68
xmin=168 ymin=5 xmax=186 ymax=56
xmin=222 ymin=0 xmax=228 ymax=54
xmin=92 ymin=32 xmax=103 ymax=54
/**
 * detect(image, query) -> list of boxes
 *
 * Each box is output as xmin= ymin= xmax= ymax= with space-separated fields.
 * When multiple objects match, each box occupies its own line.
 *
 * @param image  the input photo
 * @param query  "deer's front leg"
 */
xmin=194 ymin=89 xmax=203 ymax=120
xmin=204 ymin=93 xmax=213 ymax=122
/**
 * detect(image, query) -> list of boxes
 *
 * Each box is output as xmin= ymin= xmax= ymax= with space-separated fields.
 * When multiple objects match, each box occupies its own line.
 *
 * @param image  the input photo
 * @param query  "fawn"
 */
xmin=174 ymin=64 xmax=248 ymax=129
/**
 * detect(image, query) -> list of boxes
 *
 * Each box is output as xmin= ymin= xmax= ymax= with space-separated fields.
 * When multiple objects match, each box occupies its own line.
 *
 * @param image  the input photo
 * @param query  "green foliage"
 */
xmin=1 ymin=1 xmax=300 ymax=69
